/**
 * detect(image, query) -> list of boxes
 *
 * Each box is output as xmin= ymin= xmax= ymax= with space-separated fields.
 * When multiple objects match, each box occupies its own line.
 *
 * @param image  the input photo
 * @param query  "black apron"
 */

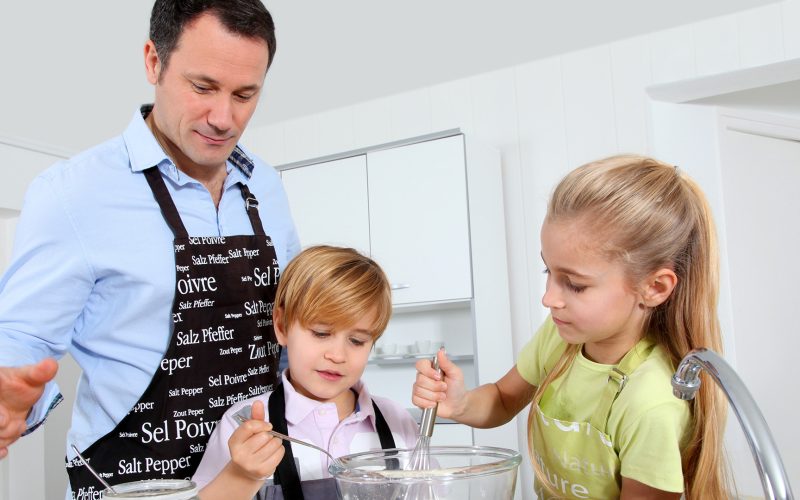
xmin=67 ymin=167 xmax=282 ymax=498
xmin=257 ymin=384 xmax=397 ymax=500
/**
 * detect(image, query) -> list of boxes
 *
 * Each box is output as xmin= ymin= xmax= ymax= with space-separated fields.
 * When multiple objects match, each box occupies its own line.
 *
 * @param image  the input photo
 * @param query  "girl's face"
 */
xmin=275 ymin=308 xmax=376 ymax=417
xmin=540 ymin=219 xmax=646 ymax=364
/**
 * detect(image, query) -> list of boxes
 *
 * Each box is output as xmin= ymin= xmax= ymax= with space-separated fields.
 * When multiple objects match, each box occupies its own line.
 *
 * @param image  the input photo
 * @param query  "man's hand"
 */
xmin=0 ymin=358 xmax=58 ymax=459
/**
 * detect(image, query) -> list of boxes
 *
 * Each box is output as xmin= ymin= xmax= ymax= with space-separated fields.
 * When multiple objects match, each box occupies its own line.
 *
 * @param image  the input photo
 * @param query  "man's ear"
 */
xmin=273 ymin=307 xmax=287 ymax=346
xmin=144 ymin=40 xmax=161 ymax=85
xmin=640 ymin=268 xmax=678 ymax=308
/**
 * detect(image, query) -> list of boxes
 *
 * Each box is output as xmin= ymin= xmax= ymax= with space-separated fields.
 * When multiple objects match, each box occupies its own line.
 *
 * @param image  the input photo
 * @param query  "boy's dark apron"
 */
xmin=67 ymin=167 xmax=282 ymax=498
xmin=258 ymin=384 xmax=397 ymax=500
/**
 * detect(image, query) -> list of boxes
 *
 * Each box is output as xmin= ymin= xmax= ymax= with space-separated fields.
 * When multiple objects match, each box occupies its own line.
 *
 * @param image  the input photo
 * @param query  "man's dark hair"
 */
xmin=149 ymin=0 xmax=276 ymax=73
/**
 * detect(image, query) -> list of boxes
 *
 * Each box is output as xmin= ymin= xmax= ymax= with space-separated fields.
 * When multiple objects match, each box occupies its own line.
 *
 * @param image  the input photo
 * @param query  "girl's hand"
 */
xmin=412 ymin=349 xmax=467 ymax=419
xmin=226 ymin=400 xmax=285 ymax=482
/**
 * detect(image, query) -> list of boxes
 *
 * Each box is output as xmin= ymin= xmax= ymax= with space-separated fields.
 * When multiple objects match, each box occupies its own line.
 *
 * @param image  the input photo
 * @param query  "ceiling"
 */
xmin=1 ymin=0 xmax=779 ymax=154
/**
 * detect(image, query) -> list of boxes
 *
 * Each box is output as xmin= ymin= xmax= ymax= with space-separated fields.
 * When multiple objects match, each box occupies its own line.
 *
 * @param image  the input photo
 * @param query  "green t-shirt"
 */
xmin=517 ymin=317 xmax=691 ymax=493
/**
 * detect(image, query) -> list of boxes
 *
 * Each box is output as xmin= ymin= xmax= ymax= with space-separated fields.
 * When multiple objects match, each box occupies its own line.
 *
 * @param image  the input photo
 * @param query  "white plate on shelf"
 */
xmin=371 ymin=353 xmax=405 ymax=360
xmin=413 ymin=352 xmax=437 ymax=358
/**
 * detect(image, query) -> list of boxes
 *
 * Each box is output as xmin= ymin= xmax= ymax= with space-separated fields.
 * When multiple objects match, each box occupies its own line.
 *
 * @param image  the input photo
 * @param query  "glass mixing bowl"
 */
xmin=329 ymin=446 xmax=521 ymax=500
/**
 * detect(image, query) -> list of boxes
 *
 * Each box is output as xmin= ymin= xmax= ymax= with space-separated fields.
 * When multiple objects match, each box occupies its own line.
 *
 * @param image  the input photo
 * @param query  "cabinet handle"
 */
xmin=391 ymin=283 xmax=411 ymax=290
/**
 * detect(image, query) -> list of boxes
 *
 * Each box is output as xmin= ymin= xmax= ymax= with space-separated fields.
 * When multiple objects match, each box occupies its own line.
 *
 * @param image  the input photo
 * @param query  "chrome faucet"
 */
xmin=672 ymin=348 xmax=794 ymax=500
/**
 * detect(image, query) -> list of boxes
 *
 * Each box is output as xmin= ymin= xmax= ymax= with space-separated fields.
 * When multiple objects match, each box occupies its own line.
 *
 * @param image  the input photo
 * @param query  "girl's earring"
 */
xmin=638 ymin=303 xmax=646 ymax=310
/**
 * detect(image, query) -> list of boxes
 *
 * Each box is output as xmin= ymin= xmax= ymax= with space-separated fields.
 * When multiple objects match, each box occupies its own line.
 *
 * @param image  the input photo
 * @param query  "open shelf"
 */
xmin=368 ymin=353 xmax=473 ymax=366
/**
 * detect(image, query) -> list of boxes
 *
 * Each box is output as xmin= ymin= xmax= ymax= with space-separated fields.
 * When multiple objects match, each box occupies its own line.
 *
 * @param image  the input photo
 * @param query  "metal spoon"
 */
xmin=233 ymin=406 xmax=341 ymax=465
xmin=70 ymin=444 xmax=118 ymax=494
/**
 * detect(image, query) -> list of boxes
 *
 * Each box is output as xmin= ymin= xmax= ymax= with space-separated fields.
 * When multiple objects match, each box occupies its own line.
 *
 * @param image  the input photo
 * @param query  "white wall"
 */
xmin=242 ymin=2 xmax=800 ymax=498
xmin=0 ymin=139 xmax=68 ymax=211
xmin=0 ymin=210 xmax=46 ymax=500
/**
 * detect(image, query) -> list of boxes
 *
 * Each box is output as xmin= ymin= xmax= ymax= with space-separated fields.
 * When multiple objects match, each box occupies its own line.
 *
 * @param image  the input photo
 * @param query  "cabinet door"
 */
xmin=281 ymin=156 xmax=370 ymax=255
xmin=367 ymin=136 xmax=472 ymax=304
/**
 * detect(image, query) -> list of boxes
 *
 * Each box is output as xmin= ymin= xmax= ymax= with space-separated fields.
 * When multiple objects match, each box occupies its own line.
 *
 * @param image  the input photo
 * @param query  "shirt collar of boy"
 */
xmin=281 ymin=371 xmax=378 ymax=430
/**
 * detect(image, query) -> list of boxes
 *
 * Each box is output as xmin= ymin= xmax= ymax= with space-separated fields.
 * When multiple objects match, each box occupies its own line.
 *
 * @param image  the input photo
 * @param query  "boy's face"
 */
xmin=275 ymin=309 xmax=376 ymax=414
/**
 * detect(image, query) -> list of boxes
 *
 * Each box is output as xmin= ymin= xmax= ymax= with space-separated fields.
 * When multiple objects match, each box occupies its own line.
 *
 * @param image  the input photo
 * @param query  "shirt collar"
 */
xmin=281 ymin=371 xmax=379 ymax=431
xmin=122 ymin=104 xmax=255 ymax=179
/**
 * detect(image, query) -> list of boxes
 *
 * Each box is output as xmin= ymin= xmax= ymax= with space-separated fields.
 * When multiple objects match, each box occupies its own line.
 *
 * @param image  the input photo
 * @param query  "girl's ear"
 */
xmin=641 ymin=268 xmax=678 ymax=308
xmin=273 ymin=307 xmax=288 ymax=346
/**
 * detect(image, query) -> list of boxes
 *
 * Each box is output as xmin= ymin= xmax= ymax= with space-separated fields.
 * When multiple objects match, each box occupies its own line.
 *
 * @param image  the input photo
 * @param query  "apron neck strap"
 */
xmin=144 ymin=167 xmax=267 ymax=238
xmin=268 ymin=383 xmax=397 ymax=499
xmin=589 ymin=336 xmax=656 ymax=431
xmin=144 ymin=167 xmax=189 ymax=238
xmin=238 ymin=183 xmax=266 ymax=237
xmin=269 ymin=384 xmax=304 ymax=500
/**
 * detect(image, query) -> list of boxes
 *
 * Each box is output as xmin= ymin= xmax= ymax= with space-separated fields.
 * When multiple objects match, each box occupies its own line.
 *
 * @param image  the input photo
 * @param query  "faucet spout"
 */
xmin=672 ymin=348 xmax=794 ymax=500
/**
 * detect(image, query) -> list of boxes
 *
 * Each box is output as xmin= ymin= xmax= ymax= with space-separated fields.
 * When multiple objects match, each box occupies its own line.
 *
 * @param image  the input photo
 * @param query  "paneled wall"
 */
xmin=242 ymin=2 xmax=800 ymax=498
xmin=0 ymin=140 xmax=67 ymax=211
xmin=0 ymin=143 xmax=75 ymax=500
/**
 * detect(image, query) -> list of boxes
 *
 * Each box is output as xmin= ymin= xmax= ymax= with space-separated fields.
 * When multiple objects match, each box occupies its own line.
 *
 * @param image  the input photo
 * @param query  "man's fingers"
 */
xmin=20 ymin=358 xmax=58 ymax=386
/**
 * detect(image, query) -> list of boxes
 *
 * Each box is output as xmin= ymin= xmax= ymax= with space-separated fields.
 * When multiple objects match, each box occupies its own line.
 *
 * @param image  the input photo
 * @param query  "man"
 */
xmin=0 ymin=0 xmax=299 ymax=496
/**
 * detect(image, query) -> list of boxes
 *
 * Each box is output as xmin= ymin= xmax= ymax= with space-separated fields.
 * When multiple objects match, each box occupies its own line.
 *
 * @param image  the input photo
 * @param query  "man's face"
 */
xmin=145 ymin=13 xmax=269 ymax=173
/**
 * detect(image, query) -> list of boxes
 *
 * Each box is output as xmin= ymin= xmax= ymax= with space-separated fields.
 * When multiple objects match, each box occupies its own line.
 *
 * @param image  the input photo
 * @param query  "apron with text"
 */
xmin=67 ymin=167 xmax=282 ymax=499
xmin=531 ymin=338 xmax=655 ymax=500
xmin=256 ymin=383 xmax=398 ymax=500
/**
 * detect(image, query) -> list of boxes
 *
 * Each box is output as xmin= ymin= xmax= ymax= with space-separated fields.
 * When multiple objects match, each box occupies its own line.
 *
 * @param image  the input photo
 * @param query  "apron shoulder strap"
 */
xmin=268 ymin=384 xmax=305 ymax=500
xmin=144 ymin=167 xmax=189 ymax=238
xmin=268 ymin=387 xmax=401 ymax=498
xmin=238 ymin=183 xmax=266 ymax=237
xmin=371 ymin=401 xmax=396 ymax=449
xmin=589 ymin=336 xmax=656 ymax=431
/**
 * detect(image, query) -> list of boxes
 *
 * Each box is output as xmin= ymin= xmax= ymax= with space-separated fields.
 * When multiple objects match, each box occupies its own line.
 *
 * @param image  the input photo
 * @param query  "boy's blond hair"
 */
xmin=274 ymin=245 xmax=392 ymax=340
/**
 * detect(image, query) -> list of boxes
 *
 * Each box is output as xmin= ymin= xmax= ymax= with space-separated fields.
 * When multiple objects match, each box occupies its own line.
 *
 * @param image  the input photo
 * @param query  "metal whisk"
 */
xmin=408 ymin=353 xmax=441 ymax=471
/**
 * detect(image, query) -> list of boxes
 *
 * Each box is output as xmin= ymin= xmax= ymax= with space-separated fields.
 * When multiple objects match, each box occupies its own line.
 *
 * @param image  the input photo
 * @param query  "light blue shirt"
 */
xmin=0 ymin=106 xmax=300 ymax=458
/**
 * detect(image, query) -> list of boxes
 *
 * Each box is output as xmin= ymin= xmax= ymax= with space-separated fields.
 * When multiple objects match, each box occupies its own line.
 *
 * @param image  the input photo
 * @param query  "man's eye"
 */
xmin=192 ymin=83 xmax=211 ymax=93
xmin=235 ymin=93 xmax=255 ymax=102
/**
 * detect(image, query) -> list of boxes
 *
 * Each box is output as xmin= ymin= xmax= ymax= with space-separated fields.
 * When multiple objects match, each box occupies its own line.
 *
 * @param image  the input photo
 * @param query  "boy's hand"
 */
xmin=411 ymin=349 xmax=467 ymax=419
xmin=227 ymin=400 xmax=284 ymax=481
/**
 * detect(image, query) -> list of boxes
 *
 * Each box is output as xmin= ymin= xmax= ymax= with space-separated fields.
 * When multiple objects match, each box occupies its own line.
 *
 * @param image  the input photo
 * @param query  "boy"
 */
xmin=194 ymin=245 xmax=419 ymax=499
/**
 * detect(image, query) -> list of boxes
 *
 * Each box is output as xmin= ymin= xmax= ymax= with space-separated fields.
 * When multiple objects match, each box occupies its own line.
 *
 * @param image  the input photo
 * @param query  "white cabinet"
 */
xmin=281 ymin=155 xmax=370 ymax=255
xmin=282 ymin=135 xmax=472 ymax=306
xmin=368 ymin=136 xmax=472 ymax=305
xmin=279 ymin=130 xmax=516 ymax=451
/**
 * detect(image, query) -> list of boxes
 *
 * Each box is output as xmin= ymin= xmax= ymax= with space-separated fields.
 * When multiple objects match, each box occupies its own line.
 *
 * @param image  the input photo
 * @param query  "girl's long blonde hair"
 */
xmin=528 ymin=155 xmax=728 ymax=499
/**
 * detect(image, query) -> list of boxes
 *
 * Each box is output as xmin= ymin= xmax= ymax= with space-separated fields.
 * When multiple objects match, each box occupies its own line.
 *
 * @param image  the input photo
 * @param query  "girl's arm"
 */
xmin=199 ymin=401 xmax=284 ymax=500
xmin=621 ymin=478 xmax=681 ymax=500
xmin=412 ymin=350 xmax=536 ymax=428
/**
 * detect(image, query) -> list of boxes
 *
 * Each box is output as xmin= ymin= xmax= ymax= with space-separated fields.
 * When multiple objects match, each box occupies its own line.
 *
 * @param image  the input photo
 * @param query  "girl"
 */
xmin=194 ymin=245 xmax=419 ymax=500
xmin=413 ymin=156 xmax=728 ymax=499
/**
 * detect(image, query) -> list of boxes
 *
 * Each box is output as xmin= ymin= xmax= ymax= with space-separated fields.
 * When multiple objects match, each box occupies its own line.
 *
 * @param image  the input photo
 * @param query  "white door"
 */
xmin=367 ymin=135 xmax=472 ymax=305
xmin=0 ymin=210 xmax=47 ymax=500
xmin=281 ymin=155 xmax=370 ymax=255
xmin=717 ymin=112 xmax=800 ymax=496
